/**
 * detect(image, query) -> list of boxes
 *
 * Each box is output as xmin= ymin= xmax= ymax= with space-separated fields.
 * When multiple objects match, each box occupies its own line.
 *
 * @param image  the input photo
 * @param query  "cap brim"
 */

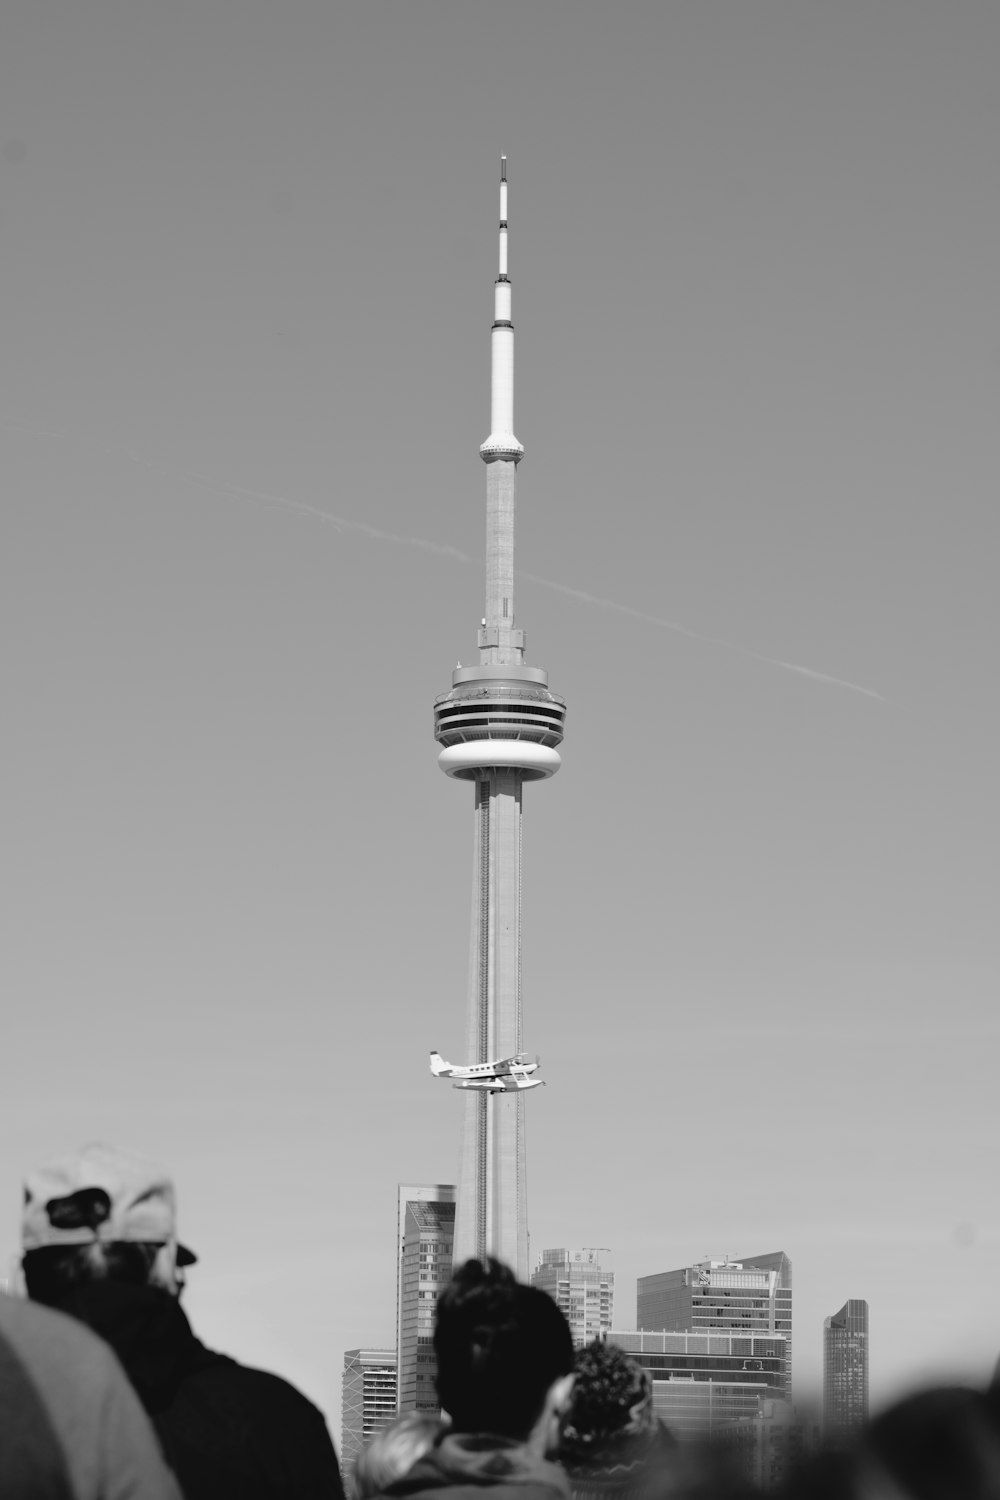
xmin=177 ymin=1243 xmax=198 ymax=1267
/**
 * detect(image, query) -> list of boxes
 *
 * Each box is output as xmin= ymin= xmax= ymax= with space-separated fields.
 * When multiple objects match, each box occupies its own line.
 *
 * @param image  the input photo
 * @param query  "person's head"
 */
xmin=353 ymin=1412 xmax=443 ymax=1499
xmin=21 ymin=1143 xmax=196 ymax=1304
xmin=434 ymin=1258 xmax=575 ymax=1446
xmin=562 ymin=1340 xmax=654 ymax=1453
xmin=861 ymin=1386 xmax=1000 ymax=1500
xmin=780 ymin=1387 xmax=1000 ymax=1500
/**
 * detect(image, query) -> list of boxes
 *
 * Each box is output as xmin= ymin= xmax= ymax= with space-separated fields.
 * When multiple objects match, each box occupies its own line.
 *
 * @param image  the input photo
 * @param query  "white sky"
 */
xmin=2 ymin=0 xmax=998 ymax=1445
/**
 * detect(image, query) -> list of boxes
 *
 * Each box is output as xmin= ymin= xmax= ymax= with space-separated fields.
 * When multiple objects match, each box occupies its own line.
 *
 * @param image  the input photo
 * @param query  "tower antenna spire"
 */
xmin=478 ymin=155 xmax=523 ymax=667
xmin=480 ymin=154 xmax=522 ymax=468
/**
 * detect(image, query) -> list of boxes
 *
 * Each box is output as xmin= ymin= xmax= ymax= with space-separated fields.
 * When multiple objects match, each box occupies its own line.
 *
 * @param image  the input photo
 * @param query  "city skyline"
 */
xmin=3 ymin=0 xmax=998 ymax=1433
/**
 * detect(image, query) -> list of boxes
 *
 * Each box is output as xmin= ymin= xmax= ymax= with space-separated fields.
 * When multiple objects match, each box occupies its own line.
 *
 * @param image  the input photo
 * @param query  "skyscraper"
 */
xmin=637 ymin=1253 xmax=793 ymax=1394
xmin=433 ymin=159 xmax=565 ymax=1279
xmin=532 ymin=1249 xmax=614 ymax=1347
xmin=396 ymin=1183 xmax=456 ymax=1415
xmin=341 ymin=1348 xmax=397 ymax=1479
xmin=823 ymin=1299 xmax=869 ymax=1443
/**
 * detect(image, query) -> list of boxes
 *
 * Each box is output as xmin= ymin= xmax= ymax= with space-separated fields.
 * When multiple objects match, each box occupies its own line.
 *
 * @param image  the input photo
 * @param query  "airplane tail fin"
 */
xmin=429 ymin=1050 xmax=451 ymax=1076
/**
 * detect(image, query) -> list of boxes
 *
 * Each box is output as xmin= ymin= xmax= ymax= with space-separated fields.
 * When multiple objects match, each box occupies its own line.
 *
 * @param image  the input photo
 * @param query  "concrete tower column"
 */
xmin=455 ymin=771 xmax=526 ymax=1272
xmin=484 ymin=460 xmax=520 ymax=667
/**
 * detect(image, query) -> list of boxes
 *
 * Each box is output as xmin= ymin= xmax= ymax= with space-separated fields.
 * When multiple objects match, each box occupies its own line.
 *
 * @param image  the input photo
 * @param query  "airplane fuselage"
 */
xmin=429 ymin=1049 xmax=542 ymax=1092
xmin=430 ymin=1051 xmax=537 ymax=1078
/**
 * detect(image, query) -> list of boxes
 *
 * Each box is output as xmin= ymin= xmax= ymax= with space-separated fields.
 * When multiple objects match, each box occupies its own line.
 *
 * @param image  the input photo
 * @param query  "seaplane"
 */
xmin=429 ymin=1050 xmax=544 ymax=1093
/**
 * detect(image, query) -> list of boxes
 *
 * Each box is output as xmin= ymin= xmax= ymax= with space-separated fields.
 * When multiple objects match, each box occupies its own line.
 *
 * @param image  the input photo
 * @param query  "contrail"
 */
xmin=520 ymin=571 xmax=887 ymax=701
xmin=5 ymin=416 xmax=884 ymax=700
xmin=5 ymin=417 xmax=475 ymax=564
xmin=137 ymin=460 xmax=888 ymax=699
xmin=186 ymin=474 xmax=473 ymax=563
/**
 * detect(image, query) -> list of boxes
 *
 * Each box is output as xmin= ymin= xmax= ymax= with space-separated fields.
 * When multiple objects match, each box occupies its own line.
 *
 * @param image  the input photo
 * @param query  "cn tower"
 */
xmin=433 ymin=158 xmax=565 ymax=1279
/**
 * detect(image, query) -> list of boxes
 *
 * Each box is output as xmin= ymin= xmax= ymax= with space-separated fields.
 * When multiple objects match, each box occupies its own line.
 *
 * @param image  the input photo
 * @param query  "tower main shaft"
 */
xmin=433 ymin=159 xmax=565 ymax=1278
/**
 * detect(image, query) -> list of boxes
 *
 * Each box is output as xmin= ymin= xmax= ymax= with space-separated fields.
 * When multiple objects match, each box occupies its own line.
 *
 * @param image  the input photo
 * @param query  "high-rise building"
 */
xmin=341 ymin=1348 xmax=397 ymax=1479
xmin=823 ymin=1299 xmax=869 ymax=1443
xmin=532 ymin=1249 xmax=614 ymax=1346
xmin=432 ymin=158 xmax=565 ymax=1279
xmin=396 ymin=1184 xmax=456 ymax=1415
xmin=609 ymin=1330 xmax=790 ymax=1442
xmin=637 ymin=1252 xmax=793 ymax=1389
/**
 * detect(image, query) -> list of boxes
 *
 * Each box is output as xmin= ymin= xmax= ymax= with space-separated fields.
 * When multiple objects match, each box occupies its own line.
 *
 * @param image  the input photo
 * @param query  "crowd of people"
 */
xmin=9 ymin=1143 xmax=342 ymax=1499
xmin=3 ymin=1143 xmax=999 ymax=1498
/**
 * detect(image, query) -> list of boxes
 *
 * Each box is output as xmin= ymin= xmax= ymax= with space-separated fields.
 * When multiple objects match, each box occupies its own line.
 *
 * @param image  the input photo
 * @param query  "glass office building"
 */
xmin=341 ymin=1348 xmax=397 ymax=1478
xmin=396 ymin=1183 xmax=456 ymax=1414
xmin=610 ymin=1329 xmax=790 ymax=1441
xmin=637 ymin=1252 xmax=793 ymax=1388
xmin=823 ymin=1299 xmax=869 ymax=1443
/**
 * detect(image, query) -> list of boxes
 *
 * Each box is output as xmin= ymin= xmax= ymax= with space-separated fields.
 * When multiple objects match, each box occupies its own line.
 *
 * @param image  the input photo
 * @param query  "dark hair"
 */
xmin=23 ymin=1242 xmax=162 ymax=1306
xmin=434 ymin=1258 xmax=574 ymax=1439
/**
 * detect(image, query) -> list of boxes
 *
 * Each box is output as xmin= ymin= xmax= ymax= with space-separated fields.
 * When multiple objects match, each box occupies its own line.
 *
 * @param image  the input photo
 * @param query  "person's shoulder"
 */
xmin=0 ymin=1291 xmax=77 ymax=1342
xmin=158 ymin=1343 xmax=343 ymax=1497
xmin=384 ymin=1444 xmax=568 ymax=1500
xmin=0 ymin=1294 xmax=182 ymax=1500
xmin=193 ymin=1348 xmax=327 ymax=1420
xmin=385 ymin=1479 xmax=566 ymax=1500
xmin=178 ymin=1345 xmax=336 ymax=1455
xmin=0 ymin=1292 xmax=117 ymax=1375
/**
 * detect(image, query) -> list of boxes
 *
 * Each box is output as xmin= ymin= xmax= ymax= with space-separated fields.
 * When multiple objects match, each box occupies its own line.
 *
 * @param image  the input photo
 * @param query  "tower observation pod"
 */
xmin=433 ymin=159 xmax=565 ymax=1278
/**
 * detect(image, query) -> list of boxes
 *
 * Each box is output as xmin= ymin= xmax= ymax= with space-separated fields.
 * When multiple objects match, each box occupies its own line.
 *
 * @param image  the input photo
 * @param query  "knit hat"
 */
xmin=22 ymin=1144 xmax=197 ymax=1265
xmin=560 ymin=1341 xmax=672 ymax=1499
xmin=562 ymin=1341 xmax=655 ymax=1452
